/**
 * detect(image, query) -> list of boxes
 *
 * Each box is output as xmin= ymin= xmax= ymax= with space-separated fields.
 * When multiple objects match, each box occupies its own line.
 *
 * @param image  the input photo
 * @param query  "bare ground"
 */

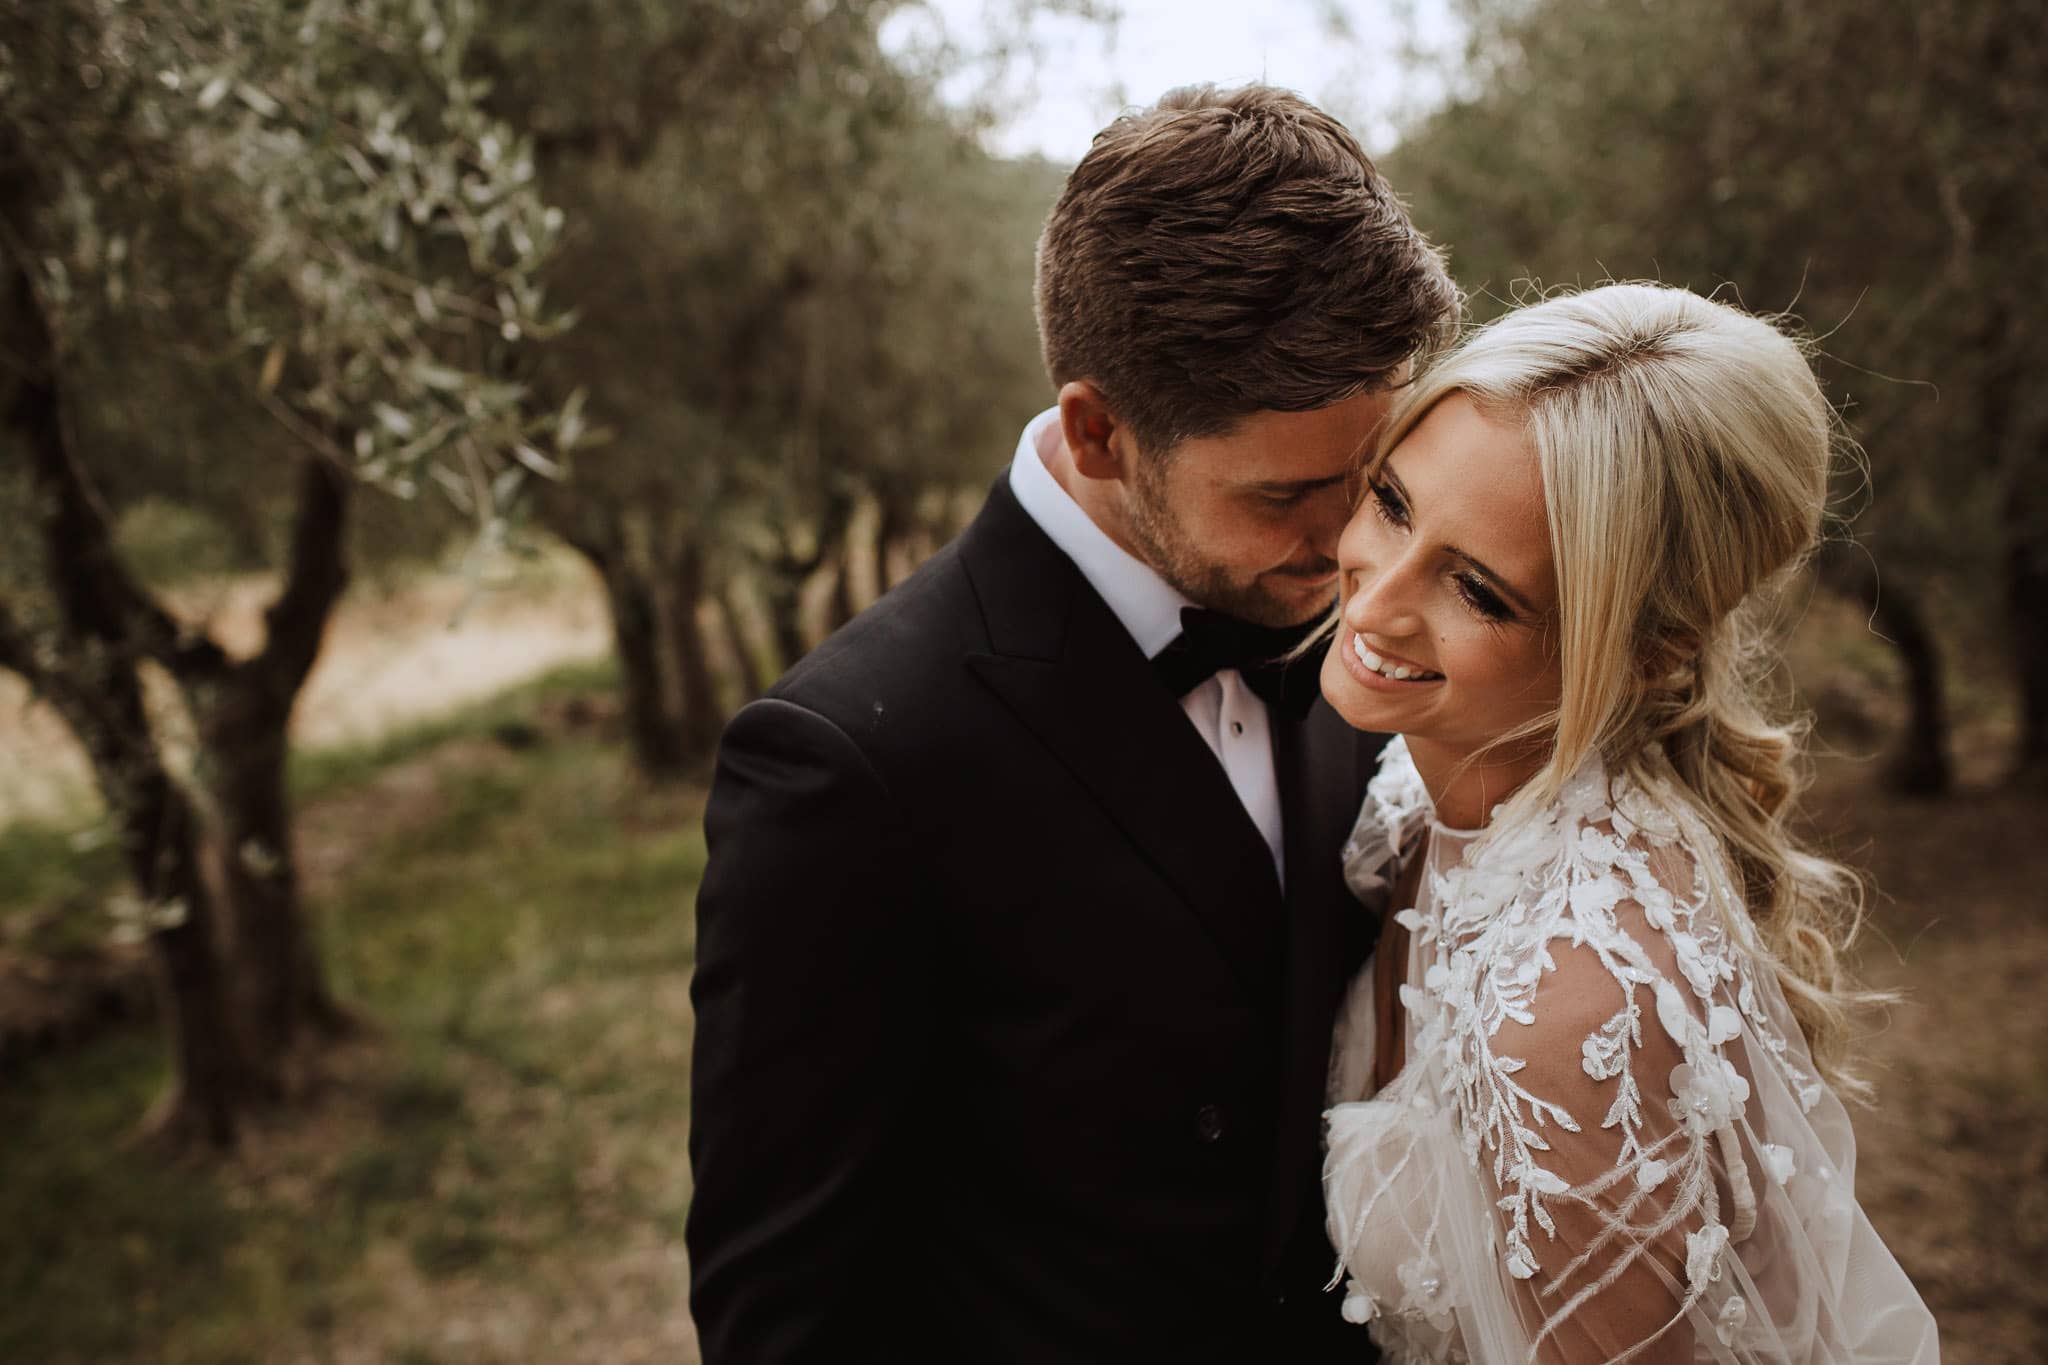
xmin=1815 ymin=759 xmax=2048 ymax=1362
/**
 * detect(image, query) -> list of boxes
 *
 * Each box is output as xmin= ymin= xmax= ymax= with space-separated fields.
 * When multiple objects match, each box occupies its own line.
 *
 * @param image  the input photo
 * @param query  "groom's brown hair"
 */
xmin=1035 ymin=84 xmax=1458 ymax=455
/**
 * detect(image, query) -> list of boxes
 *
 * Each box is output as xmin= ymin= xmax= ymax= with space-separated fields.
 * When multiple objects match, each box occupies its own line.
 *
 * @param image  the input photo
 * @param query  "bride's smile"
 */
xmin=1338 ymin=634 xmax=1444 ymax=687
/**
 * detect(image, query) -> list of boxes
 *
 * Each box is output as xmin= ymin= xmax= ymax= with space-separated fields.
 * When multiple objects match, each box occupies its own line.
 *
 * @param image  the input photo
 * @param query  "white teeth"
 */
xmin=1353 ymin=634 xmax=1441 ymax=683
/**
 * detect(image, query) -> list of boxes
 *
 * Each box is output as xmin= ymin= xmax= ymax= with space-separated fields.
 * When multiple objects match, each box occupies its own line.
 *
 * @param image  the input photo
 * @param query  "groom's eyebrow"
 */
xmin=1244 ymin=473 xmax=1349 ymax=495
xmin=1382 ymin=465 xmax=1542 ymax=616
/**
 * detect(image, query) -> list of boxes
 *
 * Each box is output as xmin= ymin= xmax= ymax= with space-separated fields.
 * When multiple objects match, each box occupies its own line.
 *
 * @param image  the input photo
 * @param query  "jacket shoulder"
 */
xmin=763 ymin=539 xmax=984 ymax=737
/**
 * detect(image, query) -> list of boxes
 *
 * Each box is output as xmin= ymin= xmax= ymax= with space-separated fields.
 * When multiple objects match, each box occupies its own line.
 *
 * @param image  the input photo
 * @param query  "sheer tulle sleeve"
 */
xmin=1447 ymin=815 xmax=1940 ymax=1364
xmin=1476 ymin=857 xmax=1727 ymax=1361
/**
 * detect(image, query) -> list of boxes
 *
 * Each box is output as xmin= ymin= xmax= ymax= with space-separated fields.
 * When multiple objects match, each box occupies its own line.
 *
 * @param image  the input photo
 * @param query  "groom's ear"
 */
xmin=1058 ymin=381 xmax=1138 ymax=483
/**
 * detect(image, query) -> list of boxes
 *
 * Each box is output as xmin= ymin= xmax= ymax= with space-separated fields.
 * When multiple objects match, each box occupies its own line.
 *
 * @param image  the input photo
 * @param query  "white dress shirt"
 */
xmin=1008 ymin=408 xmax=1285 ymax=883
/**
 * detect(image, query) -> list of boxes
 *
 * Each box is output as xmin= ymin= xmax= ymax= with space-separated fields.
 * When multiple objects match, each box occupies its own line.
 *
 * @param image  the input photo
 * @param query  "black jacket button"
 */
xmin=1194 ymin=1103 xmax=1227 ymax=1144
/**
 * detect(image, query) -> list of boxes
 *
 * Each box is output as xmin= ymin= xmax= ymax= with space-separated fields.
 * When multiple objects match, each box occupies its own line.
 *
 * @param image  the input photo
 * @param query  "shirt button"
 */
xmin=1194 ymin=1103 xmax=1227 ymax=1144
xmin=1230 ymin=721 xmax=1244 ymax=736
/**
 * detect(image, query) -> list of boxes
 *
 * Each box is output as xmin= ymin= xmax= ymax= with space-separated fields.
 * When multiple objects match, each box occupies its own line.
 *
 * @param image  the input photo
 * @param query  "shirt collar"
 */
xmin=1008 ymin=407 xmax=1191 ymax=660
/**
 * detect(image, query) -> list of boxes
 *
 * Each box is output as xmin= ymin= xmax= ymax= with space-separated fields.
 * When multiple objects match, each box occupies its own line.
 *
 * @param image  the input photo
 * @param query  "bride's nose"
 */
xmin=1342 ymin=552 xmax=1428 ymax=641
xmin=1336 ymin=503 xmax=1422 ymax=632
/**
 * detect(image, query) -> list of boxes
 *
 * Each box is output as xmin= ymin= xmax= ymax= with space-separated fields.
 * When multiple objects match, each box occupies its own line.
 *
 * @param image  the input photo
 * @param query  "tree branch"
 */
xmin=0 ymin=248 xmax=230 ymax=684
xmin=252 ymin=454 xmax=352 ymax=696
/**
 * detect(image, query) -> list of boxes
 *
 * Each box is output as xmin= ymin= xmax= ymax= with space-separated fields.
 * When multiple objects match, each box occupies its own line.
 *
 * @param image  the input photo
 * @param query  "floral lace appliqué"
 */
xmin=1329 ymin=739 xmax=1823 ymax=1358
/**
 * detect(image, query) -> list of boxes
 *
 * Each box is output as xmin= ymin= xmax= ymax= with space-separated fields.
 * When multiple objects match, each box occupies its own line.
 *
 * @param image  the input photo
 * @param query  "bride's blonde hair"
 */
xmin=1370 ymin=282 xmax=1874 ymax=1091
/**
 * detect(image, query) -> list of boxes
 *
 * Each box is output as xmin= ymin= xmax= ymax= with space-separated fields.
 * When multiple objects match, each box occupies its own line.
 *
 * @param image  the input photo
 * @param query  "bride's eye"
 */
xmin=1368 ymin=480 xmax=1409 ymax=528
xmin=1454 ymin=572 xmax=1515 ymax=625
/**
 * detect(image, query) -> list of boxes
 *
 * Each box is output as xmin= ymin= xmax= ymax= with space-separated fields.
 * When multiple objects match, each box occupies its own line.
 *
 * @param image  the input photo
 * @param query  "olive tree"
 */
xmin=0 ymin=0 xmax=571 ymax=1144
xmin=478 ymin=0 xmax=1072 ymax=777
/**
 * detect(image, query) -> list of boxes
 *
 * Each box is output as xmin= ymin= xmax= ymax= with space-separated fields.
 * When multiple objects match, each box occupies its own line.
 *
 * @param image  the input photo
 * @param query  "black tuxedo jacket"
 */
xmin=688 ymin=475 xmax=1388 ymax=1363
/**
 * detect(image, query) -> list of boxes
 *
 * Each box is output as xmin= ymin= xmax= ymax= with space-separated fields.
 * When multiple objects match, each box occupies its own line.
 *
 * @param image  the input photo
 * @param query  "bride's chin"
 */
xmin=1319 ymin=649 xmax=1399 ymax=732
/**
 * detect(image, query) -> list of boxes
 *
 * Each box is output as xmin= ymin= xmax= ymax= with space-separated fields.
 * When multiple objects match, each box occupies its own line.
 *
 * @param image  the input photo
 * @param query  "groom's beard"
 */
xmin=1125 ymin=468 xmax=1338 ymax=629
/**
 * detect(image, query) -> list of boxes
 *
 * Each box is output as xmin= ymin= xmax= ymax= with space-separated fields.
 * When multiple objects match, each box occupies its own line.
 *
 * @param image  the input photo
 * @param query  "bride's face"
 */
xmin=1320 ymin=392 xmax=1561 ymax=761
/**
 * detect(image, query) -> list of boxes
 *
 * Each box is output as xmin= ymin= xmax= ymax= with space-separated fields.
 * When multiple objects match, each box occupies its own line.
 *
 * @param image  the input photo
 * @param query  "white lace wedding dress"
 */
xmin=1323 ymin=738 xmax=1939 ymax=1363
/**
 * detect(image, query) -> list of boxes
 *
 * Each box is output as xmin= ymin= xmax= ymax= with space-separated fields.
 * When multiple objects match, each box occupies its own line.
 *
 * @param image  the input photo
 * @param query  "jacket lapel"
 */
xmin=1262 ymin=699 xmax=1390 ymax=1275
xmin=959 ymin=479 xmax=1288 ymax=1004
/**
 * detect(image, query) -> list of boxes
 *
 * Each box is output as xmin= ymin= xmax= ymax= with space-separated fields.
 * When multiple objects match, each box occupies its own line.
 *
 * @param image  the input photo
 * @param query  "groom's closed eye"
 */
xmin=1247 ymin=475 xmax=1348 ymax=507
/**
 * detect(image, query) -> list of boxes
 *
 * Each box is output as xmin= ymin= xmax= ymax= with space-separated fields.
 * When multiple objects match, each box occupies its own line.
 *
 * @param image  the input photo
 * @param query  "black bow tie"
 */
xmin=1151 ymin=607 xmax=1329 ymax=718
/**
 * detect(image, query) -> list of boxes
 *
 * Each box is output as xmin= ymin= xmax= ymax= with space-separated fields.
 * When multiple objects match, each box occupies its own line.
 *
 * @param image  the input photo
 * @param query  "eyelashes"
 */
xmin=1454 ymin=573 xmax=1515 ymax=625
xmin=1367 ymin=479 xmax=1409 ymax=529
xmin=1363 ymin=479 xmax=1520 ymax=628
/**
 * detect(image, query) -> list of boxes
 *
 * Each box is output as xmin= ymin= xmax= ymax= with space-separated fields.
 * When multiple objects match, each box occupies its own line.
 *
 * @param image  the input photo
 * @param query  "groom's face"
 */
xmin=1125 ymin=390 xmax=1396 ymax=627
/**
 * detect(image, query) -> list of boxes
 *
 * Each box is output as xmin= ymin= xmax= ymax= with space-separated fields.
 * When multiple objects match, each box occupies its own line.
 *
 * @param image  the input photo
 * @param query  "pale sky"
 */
xmin=883 ymin=0 xmax=1466 ymax=163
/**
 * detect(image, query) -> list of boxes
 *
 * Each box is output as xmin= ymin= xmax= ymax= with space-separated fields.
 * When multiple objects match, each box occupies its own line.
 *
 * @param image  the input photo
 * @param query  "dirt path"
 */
xmin=0 ymin=554 xmax=609 ymax=825
xmin=1813 ymin=761 xmax=2048 ymax=1362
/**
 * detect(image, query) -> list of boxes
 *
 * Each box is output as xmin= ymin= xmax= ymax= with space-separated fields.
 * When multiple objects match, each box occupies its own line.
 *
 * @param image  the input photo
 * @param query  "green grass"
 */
xmin=0 ymin=821 xmax=126 ymax=949
xmin=0 ymin=662 xmax=706 ymax=1364
xmin=286 ymin=654 xmax=621 ymax=802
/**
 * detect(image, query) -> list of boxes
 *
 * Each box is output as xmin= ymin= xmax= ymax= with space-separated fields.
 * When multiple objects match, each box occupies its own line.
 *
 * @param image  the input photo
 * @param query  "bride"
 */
xmin=1316 ymin=284 xmax=1940 ymax=1362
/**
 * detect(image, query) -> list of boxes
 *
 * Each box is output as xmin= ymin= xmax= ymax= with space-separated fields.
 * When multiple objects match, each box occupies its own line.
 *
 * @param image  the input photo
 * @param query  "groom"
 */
xmin=688 ymin=84 xmax=1458 ymax=1362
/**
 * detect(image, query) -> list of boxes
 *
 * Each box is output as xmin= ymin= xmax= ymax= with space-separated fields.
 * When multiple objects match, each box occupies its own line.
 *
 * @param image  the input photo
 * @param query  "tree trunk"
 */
xmin=1814 ymin=542 xmax=1952 ymax=796
xmin=545 ymin=498 xmax=710 ymax=780
xmin=762 ymin=493 xmax=856 ymax=673
xmin=825 ymin=549 xmax=857 ymax=635
xmin=714 ymin=579 xmax=766 ymax=705
xmin=193 ymin=457 xmax=358 ymax=1094
xmin=2005 ymin=432 xmax=2048 ymax=787
xmin=206 ymin=725 xmax=359 ymax=1069
xmin=0 ymin=613 xmax=255 ymax=1146
xmin=663 ymin=539 xmax=724 ymax=767
xmin=1 ymin=253 xmax=259 ymax=1145
xmin=873 ymin=487 xmax=912 ymax=596
xmin=573 ymin=537 xmax=691 ymax=779
xmin=610 ymin=561 xmax=691 ymax=778
xmin=761 ymin=568 xmax=810 ymax=675
xmin=127 ymin=766 xmax=254 ymax=1147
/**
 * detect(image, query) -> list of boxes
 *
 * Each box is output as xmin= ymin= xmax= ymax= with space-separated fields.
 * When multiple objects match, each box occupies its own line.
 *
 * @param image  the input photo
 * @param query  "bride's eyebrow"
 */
xmin=1381 ymin=465 xmax=1543 ymax=617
